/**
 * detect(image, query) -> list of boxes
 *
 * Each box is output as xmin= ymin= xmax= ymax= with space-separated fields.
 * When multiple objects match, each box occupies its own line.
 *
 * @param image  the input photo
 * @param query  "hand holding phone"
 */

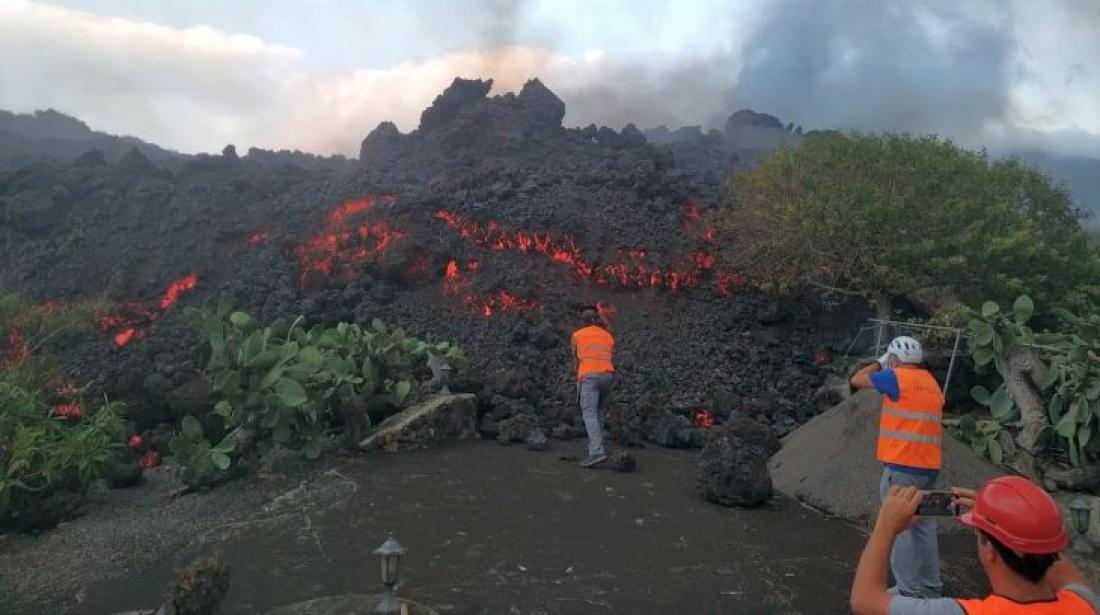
xmin=917 ymin=490 xmax=958 ymax=516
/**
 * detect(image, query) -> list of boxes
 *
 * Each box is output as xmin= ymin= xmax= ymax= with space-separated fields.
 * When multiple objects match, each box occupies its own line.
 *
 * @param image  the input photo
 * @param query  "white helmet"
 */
xmin=885 ymin=336 xmax=923 ymax=364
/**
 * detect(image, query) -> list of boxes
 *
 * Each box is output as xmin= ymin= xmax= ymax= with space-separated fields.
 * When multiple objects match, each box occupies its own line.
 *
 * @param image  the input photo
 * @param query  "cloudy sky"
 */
xmin=1 ymin=0 xmax=1097 ymax=157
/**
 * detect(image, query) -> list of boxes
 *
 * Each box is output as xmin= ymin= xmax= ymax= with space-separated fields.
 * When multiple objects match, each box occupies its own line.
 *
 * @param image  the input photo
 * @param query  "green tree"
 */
xmin=713 ymin=133 xmax=1099 ymax=316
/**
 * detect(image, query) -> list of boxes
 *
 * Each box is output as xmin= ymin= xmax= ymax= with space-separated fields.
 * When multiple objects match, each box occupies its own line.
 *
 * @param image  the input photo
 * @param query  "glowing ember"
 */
xmin=326 ymin=194 xmax=394 ymax=225
xmin=114 ymin=328 xmax=140 ymax=347
xmin=140 ymin=450 xmax=161 ymax=468
xmin=1 ymin=327 xmax=30 ymax=369
xmin=465 ymin=290 xmax=541 ymax=317
xmin=691 ymin=252 xmax=716 ymax=270
xmin=694 ymin=408 xmax=716 ymax=428
xmin=716 ymin=271 xmax=747 ymax=297
xmin=595 ymin=301 xmax=617 ymax=322
xmin=54 ymin=403 xmax=83 ymax=418
xmin=159 ymin=273 xmax=198 ymax=310
xmin=98 ymin=273 xmax=199 ymax=347
xmin=247 ymin=228 xmax=270 ymax=245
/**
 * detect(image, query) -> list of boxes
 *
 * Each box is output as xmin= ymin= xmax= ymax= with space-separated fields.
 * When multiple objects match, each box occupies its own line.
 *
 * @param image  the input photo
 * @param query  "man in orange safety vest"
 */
xmin=852 ymin=336 xmax=945 ymax=598
xmin=571 ymin=307 xmax=615 ymax=468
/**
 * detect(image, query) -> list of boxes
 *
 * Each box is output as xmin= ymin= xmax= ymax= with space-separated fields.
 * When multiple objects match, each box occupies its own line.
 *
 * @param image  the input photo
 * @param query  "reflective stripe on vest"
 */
xmin=956 ymin=588 xmax=1096 ymax=615
xmin=876 ymin=367 xmax=944 ymax=470
xmin=573 ymin=325 xmax=615 ymax=380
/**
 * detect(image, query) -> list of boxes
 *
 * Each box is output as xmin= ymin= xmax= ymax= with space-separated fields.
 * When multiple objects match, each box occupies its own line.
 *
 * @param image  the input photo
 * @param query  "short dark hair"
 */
xmin=979 ymin=531 xmax=1059 ymax=584
xmin=581 ymin=308 xmax=599 ymax=324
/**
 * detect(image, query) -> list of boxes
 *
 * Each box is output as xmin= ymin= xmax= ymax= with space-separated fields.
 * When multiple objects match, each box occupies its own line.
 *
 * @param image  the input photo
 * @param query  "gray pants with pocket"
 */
xmin=879 ymin=466 xmax=943 ymax=598
xmin=578 ymin=372 xmax=614 ymax=457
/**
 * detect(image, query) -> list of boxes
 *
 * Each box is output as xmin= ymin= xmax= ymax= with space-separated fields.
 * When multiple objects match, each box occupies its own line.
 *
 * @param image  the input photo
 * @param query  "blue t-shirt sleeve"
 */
xmin=869 ymin=368 xmax=900 ymax=401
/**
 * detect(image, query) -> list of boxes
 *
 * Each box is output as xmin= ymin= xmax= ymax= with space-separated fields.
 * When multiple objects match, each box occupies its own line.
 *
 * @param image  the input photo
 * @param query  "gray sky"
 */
xmin=1 ymin=0 xmax=1097 ymax=157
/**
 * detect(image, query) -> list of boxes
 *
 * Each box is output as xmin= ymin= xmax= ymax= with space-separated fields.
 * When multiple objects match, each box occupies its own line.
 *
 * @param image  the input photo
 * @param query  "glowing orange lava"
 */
xmin=465 ymin=290 xmax=541 ymax=318
xmin=435 ymin=209 xmax=717 ymax=291
xmin=293 ymin=195 xmax=403 ymax=286
xmin=54 ymin=403 xmax=83 ymax=418
xmin=98 ymin=273 xmax=199 ymax=347
xmin=159 ymin=273 xmax=198 ymax=310
xmin=326 ymin=194 xmax=394 ymax=225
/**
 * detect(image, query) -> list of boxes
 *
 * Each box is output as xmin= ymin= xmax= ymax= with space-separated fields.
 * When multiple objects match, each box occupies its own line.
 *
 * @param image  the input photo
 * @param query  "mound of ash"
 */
xmin=0 ymin=77 xmax=857 ymax=452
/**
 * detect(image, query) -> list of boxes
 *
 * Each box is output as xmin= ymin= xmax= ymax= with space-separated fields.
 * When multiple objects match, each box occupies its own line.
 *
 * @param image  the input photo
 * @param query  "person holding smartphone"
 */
xmin=851 ymin=477 xmax=1098 ymax=614
xmin=851 ymin=336 xmax=945 ymax=598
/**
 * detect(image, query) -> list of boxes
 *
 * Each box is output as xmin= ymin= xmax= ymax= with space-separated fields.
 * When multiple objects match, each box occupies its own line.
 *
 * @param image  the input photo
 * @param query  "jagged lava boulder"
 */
xmin=697 ymin=416 xmax=780 ymax=507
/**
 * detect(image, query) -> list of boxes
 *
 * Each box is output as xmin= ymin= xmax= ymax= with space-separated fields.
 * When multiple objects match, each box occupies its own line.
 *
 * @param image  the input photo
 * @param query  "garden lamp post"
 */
xmin=438 ymin=363 xmax=455 ymax=395
xmin=374 ymin=535 xmax=406 ymax=614
xmin=1070 ymin=497 xmax=1093 ymax=554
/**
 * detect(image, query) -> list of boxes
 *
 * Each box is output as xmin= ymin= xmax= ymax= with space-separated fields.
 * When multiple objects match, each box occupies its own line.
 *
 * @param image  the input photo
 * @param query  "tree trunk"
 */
xmin=1005 ymin=346 xmax=1047 ymax=480
xmin=874 ymin=294 xmax=892 ymax=320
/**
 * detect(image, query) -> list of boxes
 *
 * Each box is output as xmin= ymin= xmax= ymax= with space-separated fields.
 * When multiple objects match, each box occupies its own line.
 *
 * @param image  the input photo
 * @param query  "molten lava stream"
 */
xmin=97 ymin=273 xmax=199 ymax=347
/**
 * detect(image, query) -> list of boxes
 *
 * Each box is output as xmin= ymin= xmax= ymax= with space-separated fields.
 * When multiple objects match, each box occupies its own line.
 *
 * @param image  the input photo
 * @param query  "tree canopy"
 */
xmin=712 ymin=132 xmax=1099 ymax=315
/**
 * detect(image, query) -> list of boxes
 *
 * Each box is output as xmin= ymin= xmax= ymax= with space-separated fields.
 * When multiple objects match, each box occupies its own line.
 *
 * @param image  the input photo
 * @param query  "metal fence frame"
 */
xmin=845 ymin=318 xmax=965 ymax=399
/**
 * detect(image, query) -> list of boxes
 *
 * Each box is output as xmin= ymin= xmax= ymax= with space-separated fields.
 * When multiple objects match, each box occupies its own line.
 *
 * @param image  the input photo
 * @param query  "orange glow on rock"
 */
xmin=292 ymin=195 xmax=404 ymax=287
xmin=694 ymin=408 xmax=716 ymax=428
xmin=158 ymin=273 xmax=198 ymax=310
xmin=1 ymin=328 xmax=29 ymax=369
xmin=98 ymin=274 xmax=198 ymax=347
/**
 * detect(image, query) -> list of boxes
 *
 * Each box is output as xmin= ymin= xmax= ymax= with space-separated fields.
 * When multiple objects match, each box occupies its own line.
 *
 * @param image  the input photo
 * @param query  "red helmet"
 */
xmin=958 ymin=476 xmax=1068 ymax=554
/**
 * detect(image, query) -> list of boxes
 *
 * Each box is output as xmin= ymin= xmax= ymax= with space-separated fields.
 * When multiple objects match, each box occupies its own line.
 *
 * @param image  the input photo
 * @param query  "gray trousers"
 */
xmin=879 ymin=467 xmax=942 ymax=598
xmin=578 ymin=372 xmax=613 ymax=456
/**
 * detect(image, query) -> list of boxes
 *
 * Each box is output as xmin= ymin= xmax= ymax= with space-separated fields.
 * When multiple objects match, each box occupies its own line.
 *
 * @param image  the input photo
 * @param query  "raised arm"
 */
xmin=851 ymin=362 xmax=881 ymax=390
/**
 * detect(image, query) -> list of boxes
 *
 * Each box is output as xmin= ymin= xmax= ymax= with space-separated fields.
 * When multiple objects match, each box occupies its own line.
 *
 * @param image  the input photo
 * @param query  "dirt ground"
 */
xmin=1 ymin=441 xmax=990 ymax=614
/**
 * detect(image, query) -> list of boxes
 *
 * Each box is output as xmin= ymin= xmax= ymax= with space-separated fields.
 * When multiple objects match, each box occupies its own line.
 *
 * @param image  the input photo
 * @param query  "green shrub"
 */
xmin=0 ymin=381 xmax=124 ymax=529
xmin=172 ymin=296 xmax=467 ymax=486
xmin=715 ymin=133 xmax=1099 ymax=316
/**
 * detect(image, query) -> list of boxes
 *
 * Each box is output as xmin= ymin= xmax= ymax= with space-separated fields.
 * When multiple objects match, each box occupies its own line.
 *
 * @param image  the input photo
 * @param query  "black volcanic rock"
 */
xmin=118 ymin=146 xmax=160 ymax=176
xmin=419 ymin=77 xmax=493 ymax=134
xmin=724 ymin=109 xmax=784 ymax=132
xmin=0 ymin=76 xmax=837 ymax=449
xmin=516 ymin=78 xmax=565 ymax=130
xmin=620 ymin=123 xmax=647 ymax=148
xmin=73 ymin=148 xmax=107 ymax=167
xmin=697 ymin=417 xmax=779 ymax=507
xmin=359 ymin=121 xmax=405 ymax=165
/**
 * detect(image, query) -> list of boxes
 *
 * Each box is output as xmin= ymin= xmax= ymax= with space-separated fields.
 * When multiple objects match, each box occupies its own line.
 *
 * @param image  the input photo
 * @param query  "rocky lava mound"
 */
xmin=0 ymin=78 xmax=860 ymax=446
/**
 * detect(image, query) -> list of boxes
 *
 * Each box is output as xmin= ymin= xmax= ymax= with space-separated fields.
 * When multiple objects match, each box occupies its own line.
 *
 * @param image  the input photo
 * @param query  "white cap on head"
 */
xmin=887 ymin=336 xmax=923 ymax=364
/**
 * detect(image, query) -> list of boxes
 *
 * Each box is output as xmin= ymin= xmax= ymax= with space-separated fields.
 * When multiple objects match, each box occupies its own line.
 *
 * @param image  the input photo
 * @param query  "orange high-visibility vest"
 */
xmin=877 ymin=366 xmax=944 ymax=470
xmin=956 ymin=588 xmax=1095 ymax=614
xmin=572 ymin=325 xmax=614 ymax=380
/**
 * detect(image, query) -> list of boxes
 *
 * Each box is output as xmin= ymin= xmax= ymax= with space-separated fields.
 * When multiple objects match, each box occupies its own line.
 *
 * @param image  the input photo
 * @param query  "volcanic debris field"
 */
xmin=0 ymin=77 xmax=852 ymax=445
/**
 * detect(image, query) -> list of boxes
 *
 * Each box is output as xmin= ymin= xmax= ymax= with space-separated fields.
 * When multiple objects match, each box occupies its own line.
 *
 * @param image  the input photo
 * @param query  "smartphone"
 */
xmin=917 ymin=491 xmax=957 ymax=516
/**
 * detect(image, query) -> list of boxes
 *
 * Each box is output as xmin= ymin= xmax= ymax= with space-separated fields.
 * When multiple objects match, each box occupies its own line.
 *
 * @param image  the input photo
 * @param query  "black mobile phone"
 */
xmin=917 ymin=491 xmax=957 ymax=516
